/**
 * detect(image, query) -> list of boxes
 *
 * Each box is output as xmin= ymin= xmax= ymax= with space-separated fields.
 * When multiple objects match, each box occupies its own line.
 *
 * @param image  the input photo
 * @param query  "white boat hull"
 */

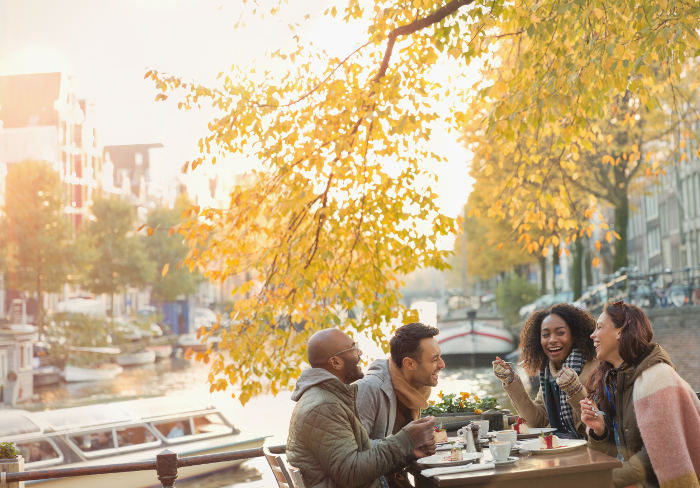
xmin=145 ymin=345 xmax=173 ymax=359
xmin=438 ymin=320 xmax=514 ymax=358
xmin=33 ymin=366 xmax=62 ymax=386
xmin=63 ymin=364 xmax=123 ymax=382
xmin=115 ymin=350 xmax=157 ymax=366
xmin=27 ymin=436 xmax=266 ymax=488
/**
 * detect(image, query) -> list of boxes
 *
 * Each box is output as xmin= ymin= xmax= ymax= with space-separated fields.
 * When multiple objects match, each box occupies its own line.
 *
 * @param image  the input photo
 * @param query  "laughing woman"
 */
xmin=492 ymin=303 xmax=597 ymax=439
xmin=580 ymin=301 xmax=700 ymax=488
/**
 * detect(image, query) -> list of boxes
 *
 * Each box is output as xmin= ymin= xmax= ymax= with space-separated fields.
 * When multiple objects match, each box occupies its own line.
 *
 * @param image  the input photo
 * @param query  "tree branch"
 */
xmin=374 ymin=0 xmax=474 ymax=82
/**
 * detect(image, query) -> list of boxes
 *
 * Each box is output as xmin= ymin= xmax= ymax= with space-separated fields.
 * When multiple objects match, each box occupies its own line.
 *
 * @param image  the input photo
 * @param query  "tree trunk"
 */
xmin=110 ymin=292 xmax=114 ymax=317
xmin=552 ymin=246 xmax=560 ymax=294
xmin=36 ymin=272 xmax=44 ymax=337
xmin=539 ymin=256 xmax=547 ymax=294
xmin=572 ymin=238 xmax=584 ymax=300
xmin=584 ymin=236 xmax=593 ymax=287
xmin=613 ymin=193 xmax=629 ymax=272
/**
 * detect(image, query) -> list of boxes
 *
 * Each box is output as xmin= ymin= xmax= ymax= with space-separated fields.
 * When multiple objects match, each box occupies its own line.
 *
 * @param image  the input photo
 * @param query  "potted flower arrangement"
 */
xmin=421 ymin=391 xmax=499 ymax=431
xmin=0 ymin=440 xmax=25 ymax=484
xmin=0 ymin=441 xmax=18 ymax=461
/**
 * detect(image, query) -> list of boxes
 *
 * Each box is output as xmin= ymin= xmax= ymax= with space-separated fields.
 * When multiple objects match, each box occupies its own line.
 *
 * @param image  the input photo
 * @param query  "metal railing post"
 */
xmin=156 ymin=450 xmax=178 ymax=488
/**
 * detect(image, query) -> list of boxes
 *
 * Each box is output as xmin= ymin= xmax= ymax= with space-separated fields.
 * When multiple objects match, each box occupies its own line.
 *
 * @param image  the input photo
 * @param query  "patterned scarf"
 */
xmin=539 ymin=348 xmax=585 ymax=438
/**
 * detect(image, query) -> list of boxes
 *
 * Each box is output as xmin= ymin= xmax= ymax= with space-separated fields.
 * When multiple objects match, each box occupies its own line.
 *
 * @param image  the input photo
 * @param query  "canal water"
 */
xmin=26 ymin=347 xmax=516 ymax=487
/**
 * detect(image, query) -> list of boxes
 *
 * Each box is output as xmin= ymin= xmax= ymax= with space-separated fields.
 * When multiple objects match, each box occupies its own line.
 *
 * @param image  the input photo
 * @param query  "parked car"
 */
xmin=518 ymin=290 xmax=574 ymax=319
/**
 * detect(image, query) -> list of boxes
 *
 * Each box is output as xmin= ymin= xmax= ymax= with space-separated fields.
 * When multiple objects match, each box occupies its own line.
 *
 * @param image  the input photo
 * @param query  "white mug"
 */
xmin=475 ymin=420 xmax=490 ymax=438
xmin=495 ymin=429 xmax=517 ymax=450
xmin=489 ymin=440 xmax=511 ymax=462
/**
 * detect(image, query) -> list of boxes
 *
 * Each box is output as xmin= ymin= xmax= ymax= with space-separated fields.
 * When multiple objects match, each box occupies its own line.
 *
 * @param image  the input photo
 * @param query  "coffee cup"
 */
xmin=495 ymin=429 xmax=517 ymax=449
xmin=489 ymin=440 xmax=511 ymax=462
xmin=475 ymin=420 xmax=490 ymax=438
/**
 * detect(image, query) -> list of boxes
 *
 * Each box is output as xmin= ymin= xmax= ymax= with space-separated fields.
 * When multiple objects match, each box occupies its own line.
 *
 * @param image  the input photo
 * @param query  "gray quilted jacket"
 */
xmin=286 ymin=368 xmax=414 ymax=488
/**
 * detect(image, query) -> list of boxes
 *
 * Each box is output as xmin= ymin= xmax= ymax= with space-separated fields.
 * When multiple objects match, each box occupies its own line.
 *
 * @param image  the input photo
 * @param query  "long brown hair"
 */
xmin=586 ymin=301 xmax=654 ymax=412
xmin=520 ymin=303 xmax=596 ymax=376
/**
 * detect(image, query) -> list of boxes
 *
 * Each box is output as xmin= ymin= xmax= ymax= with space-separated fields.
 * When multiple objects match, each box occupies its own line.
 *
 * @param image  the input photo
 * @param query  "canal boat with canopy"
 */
xmin=1 ymin=396 xmax=266 ymax=487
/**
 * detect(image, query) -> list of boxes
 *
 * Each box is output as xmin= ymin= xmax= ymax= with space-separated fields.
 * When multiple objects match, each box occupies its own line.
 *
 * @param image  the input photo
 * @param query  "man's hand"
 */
xmin=413 ymin=444 xmax=435 ymax=459
xmin=403 ymin=416 xmax=436 ymax=454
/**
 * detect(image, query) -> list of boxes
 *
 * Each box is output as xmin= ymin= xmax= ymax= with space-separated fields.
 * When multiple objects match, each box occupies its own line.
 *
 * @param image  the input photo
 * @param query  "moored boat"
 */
xmin=176 ymin=333 xmax=219 ymax=352
xmin=437 ymin=319 xmax=514 ymax=362
xmin=63 ymin=363 xmax=124 ymax=382
xmin=115 ymin=350 xmax=156 ymax=366
xmin=3 ymin=396 xmax=267 ymax=487
xmin=33 ymin=366 xmax=62 ymax=387
xmin=144 ymin=344 xmax=173 ymax=360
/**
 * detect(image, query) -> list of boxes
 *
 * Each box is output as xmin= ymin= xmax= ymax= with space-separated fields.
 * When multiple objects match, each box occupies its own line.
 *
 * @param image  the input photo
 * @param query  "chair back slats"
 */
xmin=286 ymin=465 xmax=307 ymax=488
xmin=263 ymin=446 xmax=293 ymax=488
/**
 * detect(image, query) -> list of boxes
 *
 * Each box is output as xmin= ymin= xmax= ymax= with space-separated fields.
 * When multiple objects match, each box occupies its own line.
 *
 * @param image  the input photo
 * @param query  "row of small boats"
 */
xmin=34 ymin=334 xmax=215 ymax=385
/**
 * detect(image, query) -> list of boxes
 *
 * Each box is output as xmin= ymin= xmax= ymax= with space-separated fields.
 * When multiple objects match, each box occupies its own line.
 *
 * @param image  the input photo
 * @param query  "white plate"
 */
xmin=416 ymin=451 xmax=483 ymax=468
xmin=518 ymin=438 xmax=587 ymax=454
xmin=436 ymin=442 xmax=464 ymax=451
xmin=516 ymin=427 xmax=556 ymax=439
xmin=494 ymin=456 xmax=519 ymax=466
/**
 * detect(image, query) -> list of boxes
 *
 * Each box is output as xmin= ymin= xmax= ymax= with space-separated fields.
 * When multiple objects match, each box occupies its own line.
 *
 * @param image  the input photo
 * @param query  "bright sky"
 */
xmin=0 ymin=0 xmax=474 ymax=233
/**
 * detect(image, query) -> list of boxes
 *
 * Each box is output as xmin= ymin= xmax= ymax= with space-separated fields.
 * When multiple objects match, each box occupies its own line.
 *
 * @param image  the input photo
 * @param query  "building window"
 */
xmin=647 ymin=227 xmax=660 ymax=257
xmin=645 ymin=193 xmax=659 ymax=220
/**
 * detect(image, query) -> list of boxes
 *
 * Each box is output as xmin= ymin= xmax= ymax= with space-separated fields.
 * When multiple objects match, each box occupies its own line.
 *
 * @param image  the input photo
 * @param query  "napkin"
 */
xmin=421 ymin=462 xmax=496 ymax=478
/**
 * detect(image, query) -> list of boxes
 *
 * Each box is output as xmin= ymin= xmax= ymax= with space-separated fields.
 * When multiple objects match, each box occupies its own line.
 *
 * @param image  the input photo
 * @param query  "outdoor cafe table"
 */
xmin=411 ymin=447 xmax=622 ymax=488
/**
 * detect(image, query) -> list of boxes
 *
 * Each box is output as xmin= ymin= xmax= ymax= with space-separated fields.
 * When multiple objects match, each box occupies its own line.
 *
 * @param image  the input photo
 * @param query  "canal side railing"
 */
xmin=1 ymin=444 xmax=286 ymax=488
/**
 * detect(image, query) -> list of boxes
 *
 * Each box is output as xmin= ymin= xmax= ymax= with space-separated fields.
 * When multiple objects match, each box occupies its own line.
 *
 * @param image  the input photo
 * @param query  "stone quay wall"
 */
xmin=646 ymin=306 xmax=700 ymax=392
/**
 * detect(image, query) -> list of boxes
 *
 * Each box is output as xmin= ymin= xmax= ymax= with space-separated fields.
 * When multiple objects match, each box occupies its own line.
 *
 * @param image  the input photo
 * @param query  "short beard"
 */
xmin=345 ymin=365 xmax=364 ymax=383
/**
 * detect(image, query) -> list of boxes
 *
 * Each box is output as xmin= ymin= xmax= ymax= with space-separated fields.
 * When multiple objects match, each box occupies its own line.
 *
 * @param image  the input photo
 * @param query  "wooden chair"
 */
xmin=263 ymin=446 xmax=295 ymax=488
xmin=286 ymin=465 xmax=306 ymax=488
xmin=262 ymin=446 xmax=307 ymax=488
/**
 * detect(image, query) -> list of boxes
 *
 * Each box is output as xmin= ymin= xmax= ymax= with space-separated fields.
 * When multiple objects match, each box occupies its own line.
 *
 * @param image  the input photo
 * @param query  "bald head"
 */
xmin=308 ymin=328 xmax=350 ymax=368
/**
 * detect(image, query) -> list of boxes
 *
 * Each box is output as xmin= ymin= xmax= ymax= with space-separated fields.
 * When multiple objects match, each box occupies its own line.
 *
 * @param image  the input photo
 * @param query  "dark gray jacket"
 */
xmin=286 ymin=368 xmax=414 ymax=488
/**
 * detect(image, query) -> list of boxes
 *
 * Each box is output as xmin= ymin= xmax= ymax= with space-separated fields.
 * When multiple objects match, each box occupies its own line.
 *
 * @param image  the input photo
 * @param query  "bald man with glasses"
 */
xmin=286 ymin=328 xmax=436 ymax=488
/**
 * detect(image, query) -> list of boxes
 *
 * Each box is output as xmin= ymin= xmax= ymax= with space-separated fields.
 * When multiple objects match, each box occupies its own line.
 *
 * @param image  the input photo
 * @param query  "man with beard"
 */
xmin=286 ymin=328 xmax=436 ymax=488
xmin=355 ymin=323 xmax=445 ymax=488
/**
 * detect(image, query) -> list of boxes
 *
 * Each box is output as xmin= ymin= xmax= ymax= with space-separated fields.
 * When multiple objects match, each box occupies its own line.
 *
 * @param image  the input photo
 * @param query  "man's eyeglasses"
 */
xmin=328 ymin=342 xmax=361 ymax=360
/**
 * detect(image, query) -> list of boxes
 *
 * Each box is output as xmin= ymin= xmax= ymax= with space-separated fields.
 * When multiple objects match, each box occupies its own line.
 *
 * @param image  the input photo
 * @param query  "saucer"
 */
xmin=494 ymin=456 xmax=518 ymax=466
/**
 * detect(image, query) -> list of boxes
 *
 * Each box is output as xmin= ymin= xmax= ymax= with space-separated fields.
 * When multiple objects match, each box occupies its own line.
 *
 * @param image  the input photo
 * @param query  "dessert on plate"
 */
xmin=433 ymin=427 xmax=448 ymax=444
xmin=538 ymin=433 xmax=560 ymax=449
xmin=513 ymin=417 xmax=529 ymax=434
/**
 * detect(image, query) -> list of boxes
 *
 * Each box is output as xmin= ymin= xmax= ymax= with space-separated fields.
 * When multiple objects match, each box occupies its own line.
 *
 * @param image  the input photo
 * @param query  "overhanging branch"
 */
xmin=374 ymin=0 xmax=474 ymax=82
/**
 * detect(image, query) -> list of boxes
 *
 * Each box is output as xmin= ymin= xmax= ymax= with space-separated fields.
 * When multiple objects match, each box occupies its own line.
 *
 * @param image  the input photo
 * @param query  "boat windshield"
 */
xmin=17 ymin=440 xmax=61 ymax=465
xmin=153 ymin=413 xmax=233 ymax=440
xmin=115 ymin=426 xmax=157 ymax=447
xmin=0 ymin=413 xmax=41 ymax=436
xmin=70 ymin=430 xmax=115 ymax=452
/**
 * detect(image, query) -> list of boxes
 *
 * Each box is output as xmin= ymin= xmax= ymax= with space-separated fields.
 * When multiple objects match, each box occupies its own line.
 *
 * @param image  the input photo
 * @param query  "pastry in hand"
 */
xmin=433 ymin=427 xmax=448 ymax=444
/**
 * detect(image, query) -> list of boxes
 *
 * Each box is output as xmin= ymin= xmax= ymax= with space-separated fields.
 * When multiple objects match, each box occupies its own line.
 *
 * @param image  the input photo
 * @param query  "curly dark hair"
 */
xmin=390 ymin=322 xmax=439 ymax=368
xmin=520 ymin=303 xmax=596 ymax=376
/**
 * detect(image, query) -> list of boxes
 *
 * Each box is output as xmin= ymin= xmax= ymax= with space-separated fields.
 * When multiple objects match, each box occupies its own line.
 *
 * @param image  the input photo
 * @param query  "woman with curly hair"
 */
xmin=492 ymin=303 xmax=597 ymax=438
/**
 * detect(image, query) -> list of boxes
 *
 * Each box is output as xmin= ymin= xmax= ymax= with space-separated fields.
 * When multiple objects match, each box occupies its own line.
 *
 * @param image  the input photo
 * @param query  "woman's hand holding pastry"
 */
xmin=579 ymin=398 xmax=605 ymax=436
xmin=556 ymin=367 xmax=582 ymax=397
xmin=492 ymin=356 xmax=516 ymax=384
